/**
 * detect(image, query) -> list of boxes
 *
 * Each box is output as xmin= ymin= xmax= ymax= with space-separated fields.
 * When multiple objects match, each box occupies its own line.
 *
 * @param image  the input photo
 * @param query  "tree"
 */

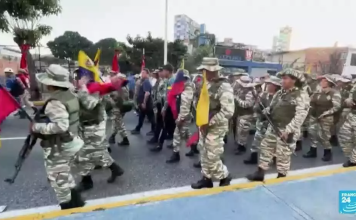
xmin=318 ymin=50 xmax=343 ymax=75
xmin=47 ymin=31 xmax=93 ymax=61
xmin=0 ymin=0 xmax=61 ymax=99
xmin=185 ymin=45 xmax=213 ymax=73
xmin=87 ymin=38 xmax=121 ymax=65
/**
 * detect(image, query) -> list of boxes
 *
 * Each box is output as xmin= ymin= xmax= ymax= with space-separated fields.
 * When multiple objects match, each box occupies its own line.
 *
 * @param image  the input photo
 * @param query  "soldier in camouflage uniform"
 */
xmin=234 ymin=75 xmax=256 ymax=155
xmin=33 ymin=64 xmax=85 ymax=209
xmin=108 ymin=73 xmax=130 ymax=146
xmin=244 ymin=76 xmax=281 ymax=165
xmin=166 ymin=69 xmax=195 ymax=163
xmin=191 ymin=58 xmax=234 ymax=189
xmin=247 ymin=68 xmax=310 ymax=181
xmin=339 ymin=81 xmax=356 ymax=167
xmin=303 ymin=75 xmax=341 ymax=161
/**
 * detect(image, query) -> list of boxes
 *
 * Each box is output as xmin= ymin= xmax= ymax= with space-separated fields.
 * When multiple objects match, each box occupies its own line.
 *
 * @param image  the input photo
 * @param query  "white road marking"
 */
xmin=0 ymin=163 xmax=345 ymax=219
xmin=0 ymin=137 xmax=27 ymax=141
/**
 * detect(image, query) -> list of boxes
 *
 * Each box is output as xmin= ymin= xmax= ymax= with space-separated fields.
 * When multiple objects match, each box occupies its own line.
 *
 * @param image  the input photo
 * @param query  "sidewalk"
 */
xmin=1 ymin=166 xmax=355 ymax=220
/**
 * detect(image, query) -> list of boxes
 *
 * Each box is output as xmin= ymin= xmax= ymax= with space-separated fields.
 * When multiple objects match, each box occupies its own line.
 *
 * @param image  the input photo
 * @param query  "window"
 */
xmin=350 ymin=54 xmax=356 ymax=66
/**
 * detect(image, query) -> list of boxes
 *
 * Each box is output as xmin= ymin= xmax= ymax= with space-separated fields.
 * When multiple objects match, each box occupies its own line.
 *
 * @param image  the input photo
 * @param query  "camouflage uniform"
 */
xmin=338 ymin=82 xmax=356 ymax=167
xmin=75 ymin=83 xmax=124 ymax=191
xmin=191 ymin=58 xmax=234 ymax=189
xmin=303 ymin=75 xmax=341 ymax=161
xmin=166 ymin=69 xmax=194 ymax=163
xmin=108 ymin=80 xmax=130 ymax=146
xmin=33 ymin=64 xmax=85 ymax=209
xmin=233 ymin=76 xmax=256 ymax=155
xmin=244 ymin=76 xmax=281 ymax=164
xmin=247 ymin=68 xmax=310 ymax=181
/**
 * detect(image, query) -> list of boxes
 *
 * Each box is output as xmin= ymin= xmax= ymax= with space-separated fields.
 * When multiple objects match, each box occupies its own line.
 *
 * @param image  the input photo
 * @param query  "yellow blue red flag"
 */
xmin=93 ymin=49 xmax=101 ymax=67
xmin=78 ymin=50 xmax=101 ymax=83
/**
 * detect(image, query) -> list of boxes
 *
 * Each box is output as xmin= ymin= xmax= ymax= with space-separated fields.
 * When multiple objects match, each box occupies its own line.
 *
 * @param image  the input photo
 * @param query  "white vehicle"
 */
xmin=342 ymin=48 xmax=356 ymax=77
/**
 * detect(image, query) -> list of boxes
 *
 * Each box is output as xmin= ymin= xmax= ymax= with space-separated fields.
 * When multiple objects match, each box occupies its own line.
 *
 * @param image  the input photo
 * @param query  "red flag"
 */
xmin=111 ymin=50 xmax=120 ymax=73
xmin=186 ymin=132 xmax=199 ymax=147
xmin=86 ymin=79 xmax=128 ymax=95
xmin=167 ymin=70 xmax=186 ymax=119
xmin=141 ymin=49 xmax=145 ymax=71
xmin=20 ymin=44 xmax=30 ymax=72
xmin=0 ymin=85 xmax=20 ymax=125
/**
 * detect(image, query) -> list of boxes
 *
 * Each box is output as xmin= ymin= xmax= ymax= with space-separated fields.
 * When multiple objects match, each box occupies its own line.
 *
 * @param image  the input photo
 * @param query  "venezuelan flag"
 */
xmin=196 ymin=70 xmax=209 ymax=126
xmin=167 ymin=69 xmax=186 ymax=119
xmin=93 ymin=49 xmax=101 ymax=67
xmin=78 ymin=50 xmax=101 ymax=83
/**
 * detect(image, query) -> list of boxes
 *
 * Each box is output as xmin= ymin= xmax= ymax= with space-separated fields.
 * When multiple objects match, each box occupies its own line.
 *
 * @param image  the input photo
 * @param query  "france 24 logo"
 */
xmin=339 ymin=191 xmax=356 ymax=214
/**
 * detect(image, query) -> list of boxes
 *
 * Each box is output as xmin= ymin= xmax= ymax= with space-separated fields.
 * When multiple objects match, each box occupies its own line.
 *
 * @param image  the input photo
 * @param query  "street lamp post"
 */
xmin=163 ymin=0 xmax=168 ymax=65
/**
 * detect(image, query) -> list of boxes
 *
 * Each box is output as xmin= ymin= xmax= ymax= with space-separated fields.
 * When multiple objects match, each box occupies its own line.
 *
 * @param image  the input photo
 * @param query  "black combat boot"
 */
xmin=60 ymin=189 xmax=85 ymax=210
xmin=107 ymin=163 xmax=124 ymax=183
xmin=94 ymin=166 xmax=103 ymax=170
xmin=191 ymin=176 xmax=213 ymax=189
xmin=295 ymin=140 xmax=302 ymax=151
xmin=150 ymin=144 xmax=163 ymax=152
xmin=147 ymin=137 xmax=158 ymax=145
xmin=166 ymin=143 xmax=173 ymax=149
xmin=321 ymin=149 xmax=332 ymax=161
xmin=277 ymin=173 xmax=286 ymax=178
xmin=76 ymin=175 xmax=94 ymax=192
xmin=185 ymin=143 xmax=199 ymax=157
xmin=303 ymin=147 xmax=317 ymax=158
xmin=243 ymin=152 xmax=258 ymax=165
xmin=329 ymin=135 xmax=339 ymax=147
xmin=166 ymin=152 xmax=180 ymax=163
xmin=108 ymin=147 xmax=112 ymax=153
xmin=223 ymin=135 xmax=228 ymax=144
xmin=246 ymin=167 xmax=265 ymax=182
xmin=118 ymin=137 xmax=130 ymax=146
xmin=108 ymin=134 xmax=116 ymax=144
xmin=343 ymin=160 xmax=356 ymax=167
xmin=193 ymin=161 xmax=201 ymax=168
xmin=131 ymin=129 xmax=140 ymax=135
xmin=219 ymin=174 xmax=232 ymax=187
xmin=234 ymin=144 xmax=246 ymax=155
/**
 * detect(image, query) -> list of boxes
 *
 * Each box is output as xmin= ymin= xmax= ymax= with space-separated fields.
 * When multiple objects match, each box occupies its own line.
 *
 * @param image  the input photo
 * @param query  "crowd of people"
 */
xmin=2 ymin=56 xmax=356 ymax=211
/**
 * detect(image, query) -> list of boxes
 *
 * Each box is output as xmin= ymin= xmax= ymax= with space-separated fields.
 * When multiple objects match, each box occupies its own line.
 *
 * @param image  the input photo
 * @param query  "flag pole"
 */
xmin=163 ymin=0 xmax=168 ymax=65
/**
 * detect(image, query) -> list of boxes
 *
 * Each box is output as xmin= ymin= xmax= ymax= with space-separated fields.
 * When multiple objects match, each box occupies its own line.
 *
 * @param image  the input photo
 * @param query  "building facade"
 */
xmin=174 ymin=14 xmax=200 ymax=43
xmin=272 ymin=26 xmax=293 ymax=52
xmin=0 ymin=46 xmax=21 ymax=76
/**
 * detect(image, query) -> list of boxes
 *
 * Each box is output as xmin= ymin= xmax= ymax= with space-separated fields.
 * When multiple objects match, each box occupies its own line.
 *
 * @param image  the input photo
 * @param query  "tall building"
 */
xmin=174 ymin=14 xmax=200 ymax=43
xmin=272 ymin=26 xmax=293 ymax=52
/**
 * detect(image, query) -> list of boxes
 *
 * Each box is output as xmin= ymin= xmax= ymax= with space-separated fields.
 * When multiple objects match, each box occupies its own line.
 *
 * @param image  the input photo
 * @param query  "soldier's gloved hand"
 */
xmin=262 ymin=107 xmax=270 ymax=115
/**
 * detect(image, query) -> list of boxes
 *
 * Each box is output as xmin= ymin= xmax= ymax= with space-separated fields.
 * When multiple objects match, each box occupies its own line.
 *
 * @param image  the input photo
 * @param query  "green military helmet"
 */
xmin=277 ymin=68 xmax=305 ymax=83
xmin=197 ymin=57 xmax=223 ymax=72
xmin=317 ymin=74 xmax=336 ymax=86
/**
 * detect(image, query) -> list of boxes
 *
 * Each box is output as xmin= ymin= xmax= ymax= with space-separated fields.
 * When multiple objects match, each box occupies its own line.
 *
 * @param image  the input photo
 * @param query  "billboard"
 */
xmin=215 ymin=45 xmax=249 ymax=61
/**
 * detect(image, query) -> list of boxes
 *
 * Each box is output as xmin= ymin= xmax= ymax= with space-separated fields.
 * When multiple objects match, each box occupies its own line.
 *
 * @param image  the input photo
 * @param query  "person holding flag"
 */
xmin=191 ymin=58 xmax=234 ymax=189
xmin=165 ymin=68 xmax=194 ymax=163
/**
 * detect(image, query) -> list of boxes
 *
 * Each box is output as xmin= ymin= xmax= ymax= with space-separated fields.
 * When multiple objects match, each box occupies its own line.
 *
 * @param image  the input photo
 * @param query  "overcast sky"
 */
xmin=0 ymin=0 xmax=354 ymax=54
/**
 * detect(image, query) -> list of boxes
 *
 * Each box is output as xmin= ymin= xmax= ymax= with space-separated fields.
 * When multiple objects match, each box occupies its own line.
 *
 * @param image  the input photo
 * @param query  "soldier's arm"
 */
xmin=322 ymin=91 xmax=342 ymax=116
xmin=285 ymin=92 xmax=310 ymax=134
xmin=77 ymin=84 xmax=100 ymax=110
xmin=32 ymin=100 xmax=69 ymax=134
xmin=209 ymin=83 xmax=235 ymax=126
xmin=177 ymin=83 xmax=194 ymax=121
xmin=235 ymin=90 xmax=255 ymax=108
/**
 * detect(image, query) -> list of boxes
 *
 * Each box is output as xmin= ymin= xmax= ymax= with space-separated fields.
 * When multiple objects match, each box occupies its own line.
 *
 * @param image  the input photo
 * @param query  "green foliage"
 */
xmin=47 ymin=31 xmax=93 ymax=60
xmin=185 ymin=45 xmax=213 ymax=73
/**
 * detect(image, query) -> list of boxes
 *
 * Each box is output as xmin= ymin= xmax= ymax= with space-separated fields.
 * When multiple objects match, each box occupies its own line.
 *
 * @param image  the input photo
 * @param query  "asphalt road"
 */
xmin=0 ymin=112 xmax=346 ymax=211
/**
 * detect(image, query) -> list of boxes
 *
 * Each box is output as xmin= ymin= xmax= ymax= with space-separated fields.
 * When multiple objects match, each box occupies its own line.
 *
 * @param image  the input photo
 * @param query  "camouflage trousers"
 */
xmin=338 ymin=113 xmax=356 ymax=163
xmin=43 ymin=136 xmax=83 ymax=203
xmin=251 ymin=118 xmax=268 ymax=152
xmin=111 ymin=108 xmax=128 ymax=138
xmin=77 ymin=120 xmax=114 ymax=176
xmin=20 ymin=90 xmax=33 ymax=108
xmin=235 ymin=115 xmax=254 ymax=146
xmin=259 ymin=126 xmax=297 ymax=175
xmin=172 ymin=122 xmax=191 ymax=153
xmin=198 ymin=124 xmax=229 ymax=180
xmin=299 ymin=114 xmax=310 ymax=140
xmin=308 ymin=116 xmax=333 ymax=149
xmin=331 ymin=109 xmax=350 ymax=136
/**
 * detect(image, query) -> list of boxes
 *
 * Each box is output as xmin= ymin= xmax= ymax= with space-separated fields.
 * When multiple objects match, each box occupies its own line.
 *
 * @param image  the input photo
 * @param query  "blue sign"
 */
xmin=339 ymin=191 xmax=356 ymax=214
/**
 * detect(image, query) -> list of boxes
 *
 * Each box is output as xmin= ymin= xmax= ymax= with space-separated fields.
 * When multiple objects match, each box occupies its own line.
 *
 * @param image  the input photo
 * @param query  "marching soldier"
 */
xmin=32 ymin=64 xmax=85 ymax=209
xmin=303 ymin=75 xmax=341 ymax=161
xmin=75 ymin=75 xmax=124 ymax=192
xmin=108 ymin=73 xmax=130 ymax=146
xmin=166 ymin=69 xmax=194 ymax=163
xmin=234 ymin=75 xmax=256 ymax=155
xmin=244 ymin=76 xmax=281 ymax=165
xmin=191 ymin=58 xmax=234 ymax=189
xmin=339 ymin=81 xmax=356 ymax=167
xmin=246 ymin=68 xmax=310 ymax=181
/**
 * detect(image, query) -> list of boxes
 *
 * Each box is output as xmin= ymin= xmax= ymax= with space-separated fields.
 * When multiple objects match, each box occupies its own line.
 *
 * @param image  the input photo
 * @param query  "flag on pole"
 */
xmin=111 ymin=50 xmax=120 ymax=73
xmin=93 ymin=49 xmax=101 ymax=67
xmin=78 ymin=50 xmax=102 ymax=83
xmin=196 ymin=70 xmax=209 ymax=126
xmin=167 ymin=69 xmax=186 ymax=119
xmin=0 ymin=85 xmax=20 ymax=126
xmin=141 ymin=48 xmax=145 ymax=70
